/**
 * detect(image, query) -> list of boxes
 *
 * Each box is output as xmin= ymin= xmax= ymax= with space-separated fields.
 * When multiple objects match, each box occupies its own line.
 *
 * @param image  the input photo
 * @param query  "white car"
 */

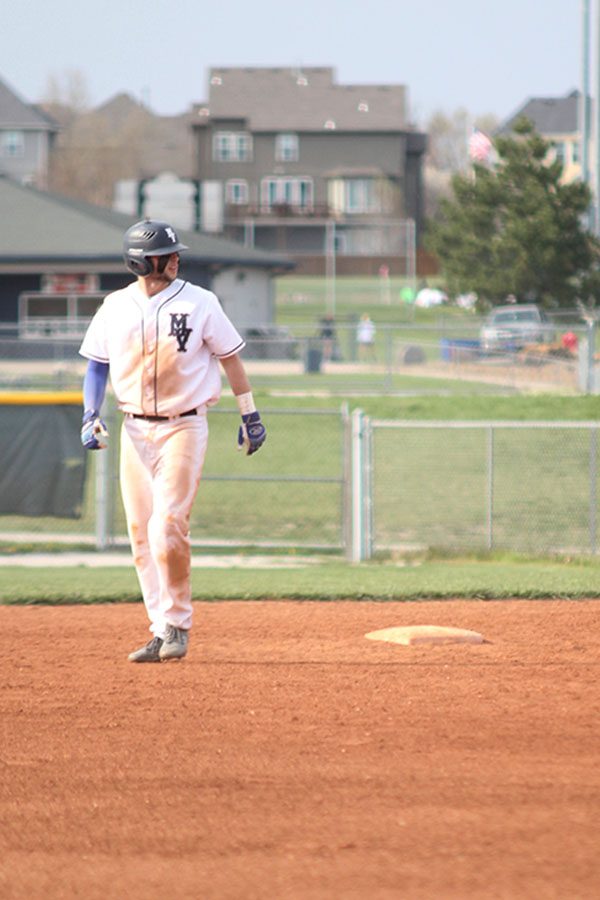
xmin=480 ymin=304 xmax=556 ymax=353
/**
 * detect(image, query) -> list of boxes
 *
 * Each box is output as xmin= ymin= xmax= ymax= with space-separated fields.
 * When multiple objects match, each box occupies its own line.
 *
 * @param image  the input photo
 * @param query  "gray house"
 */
xmin=191 ymin=67 xmax=427 ymax=274
xmin=0 ymin=76 xmax=58 ymax=188
xmin=496 ymin=89 xmax=586 ymax=184
xmin=0 ymin=175 xmax=293 ymax=343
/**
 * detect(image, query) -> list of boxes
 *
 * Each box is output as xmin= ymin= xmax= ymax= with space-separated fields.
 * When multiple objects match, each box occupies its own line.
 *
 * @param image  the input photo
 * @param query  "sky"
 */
xmin=2 ymin=0 xmax=584 ymax=126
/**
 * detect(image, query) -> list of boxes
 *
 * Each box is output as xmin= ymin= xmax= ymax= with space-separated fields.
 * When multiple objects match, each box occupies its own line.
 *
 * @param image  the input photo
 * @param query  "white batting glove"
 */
xmin=81 ymin=410 xmax=109 ymax=450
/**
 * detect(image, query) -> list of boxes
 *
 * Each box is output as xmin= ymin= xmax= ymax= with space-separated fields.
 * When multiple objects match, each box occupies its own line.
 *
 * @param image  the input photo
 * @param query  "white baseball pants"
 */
xmin=119 ymin=414 xmax=209 ymax=637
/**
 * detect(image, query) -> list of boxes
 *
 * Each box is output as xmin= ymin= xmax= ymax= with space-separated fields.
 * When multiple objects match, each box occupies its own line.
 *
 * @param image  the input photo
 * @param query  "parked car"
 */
xmin=479 ymin=304 xmax=556 ymax=353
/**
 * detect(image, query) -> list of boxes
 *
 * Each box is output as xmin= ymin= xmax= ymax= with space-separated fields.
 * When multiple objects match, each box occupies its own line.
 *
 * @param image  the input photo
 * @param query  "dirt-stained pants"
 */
xmin=119 ymin=414 xmax=209 ymax=637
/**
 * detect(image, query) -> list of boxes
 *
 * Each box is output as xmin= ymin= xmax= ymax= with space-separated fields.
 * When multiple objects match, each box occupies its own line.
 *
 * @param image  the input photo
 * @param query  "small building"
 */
xmin=0 ymin=175 xmax=293 ymax=344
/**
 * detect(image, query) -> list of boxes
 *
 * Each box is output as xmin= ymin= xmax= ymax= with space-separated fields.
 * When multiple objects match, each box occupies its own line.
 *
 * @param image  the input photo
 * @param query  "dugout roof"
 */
xmin=0 ymin=175 xmax=294 ymax=272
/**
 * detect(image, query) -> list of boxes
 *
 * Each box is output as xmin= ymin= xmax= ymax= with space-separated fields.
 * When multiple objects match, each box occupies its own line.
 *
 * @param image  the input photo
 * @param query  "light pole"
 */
xmin=581 ymin=0 xmax=591 ymax=196
xmin=594 ymin=0 xmax=600 ymax=234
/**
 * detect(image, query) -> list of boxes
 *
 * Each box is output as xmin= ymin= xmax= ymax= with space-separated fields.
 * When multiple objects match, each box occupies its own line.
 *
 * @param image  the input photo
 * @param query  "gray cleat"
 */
xmin=128 ymin=636 xmax=164 ymax=663
xmin=159 ymin=625 xmax=189 ymax=660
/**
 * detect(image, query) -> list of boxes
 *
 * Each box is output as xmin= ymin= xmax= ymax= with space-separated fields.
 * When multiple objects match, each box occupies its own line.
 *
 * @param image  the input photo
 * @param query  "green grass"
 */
xmin=246 ymin=371 xmax=508 ymax=395
xmin=2 ymin=553 xmax=600 ymax=604
xmin=275 ymin=275 xmax=449 ymax=325
xmin=2 ymin=278 xmax=595 ymax=598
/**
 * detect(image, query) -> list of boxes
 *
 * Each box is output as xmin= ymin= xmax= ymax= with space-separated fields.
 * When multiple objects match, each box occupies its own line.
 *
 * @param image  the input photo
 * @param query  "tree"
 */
xmin=41 ymin=69 xmax=91 ymax=126
xmin=426 ymin=118 xmax=596 ymax=307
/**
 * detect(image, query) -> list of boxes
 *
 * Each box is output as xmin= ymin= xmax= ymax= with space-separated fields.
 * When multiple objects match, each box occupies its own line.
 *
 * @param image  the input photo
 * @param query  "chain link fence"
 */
xmin=3 ymin=398 xmax=600 ymax=559
xmin=367 ymin=420 xmax=600 ymax=557
xmin=1 ymin=317 xmax=593 ymax=396
xmin=0 ymin=404 xmax=350 ymax=552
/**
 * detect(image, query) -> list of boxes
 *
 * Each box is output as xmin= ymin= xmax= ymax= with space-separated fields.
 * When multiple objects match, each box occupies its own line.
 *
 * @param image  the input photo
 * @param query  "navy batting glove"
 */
xmin=237 ymin=411 xmax=266 ymax=456
xmin=81 ymin=409 xmax=108 ymax=451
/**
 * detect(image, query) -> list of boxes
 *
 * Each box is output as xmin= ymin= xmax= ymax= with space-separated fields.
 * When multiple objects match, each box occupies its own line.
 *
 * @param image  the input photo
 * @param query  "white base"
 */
xmin=365 ymin=625 xmax=485 ymax=646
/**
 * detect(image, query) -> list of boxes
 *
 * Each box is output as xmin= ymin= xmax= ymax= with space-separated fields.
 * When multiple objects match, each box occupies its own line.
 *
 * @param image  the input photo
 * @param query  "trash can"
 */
xmin=305 ymin=343 xmax=323 ymax=373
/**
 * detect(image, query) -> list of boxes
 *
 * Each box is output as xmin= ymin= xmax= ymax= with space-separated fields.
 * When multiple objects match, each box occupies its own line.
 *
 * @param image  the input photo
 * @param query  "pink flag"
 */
xmin=468 ymin=128 xmax=493 ymax=163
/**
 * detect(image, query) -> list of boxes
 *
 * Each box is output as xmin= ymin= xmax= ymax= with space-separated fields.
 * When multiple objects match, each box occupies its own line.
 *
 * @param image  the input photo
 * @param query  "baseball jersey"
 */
xmin=79 ymin=279 xmax=245 ymax=417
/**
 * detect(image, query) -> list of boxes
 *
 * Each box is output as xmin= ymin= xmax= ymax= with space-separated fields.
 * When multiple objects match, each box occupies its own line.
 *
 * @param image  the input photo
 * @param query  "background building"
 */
xmin=0 ymin=176 xmax=293 ymax=346
xmin=0 ymin=76 xmax=58 ymax=188
xmin=496 ymin=89 xmax=588 ymax=184
xmin=190 ymin=67 xmax=426 ymax=276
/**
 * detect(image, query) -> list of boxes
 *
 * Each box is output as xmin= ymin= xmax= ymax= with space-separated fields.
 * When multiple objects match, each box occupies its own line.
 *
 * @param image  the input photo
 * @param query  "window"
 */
xmin=42 ymin=273 xmax=99 ymax=293
xmin=553 ymin=142 xmax=566 ymax=165
xmin=572 ymin=141 xmax=581 ymax=164
xmin=1 ymin=130 xmax=24 ymax=157
xmin=225 ymin=180 xmax=249 ymax=204
xmin=213 ymin=132 xmax=253 ymax=162
xmin=275 ymin=133 xmax=299 ymax=162
xmin=260 ymin=177 xmax=313 ymax=210
xmin=344 ymin=179 xmax=379 ymax=213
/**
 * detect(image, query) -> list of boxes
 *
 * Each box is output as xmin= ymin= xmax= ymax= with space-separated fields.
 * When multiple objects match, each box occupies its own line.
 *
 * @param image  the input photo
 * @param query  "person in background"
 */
xmin=318 ymin=314 xmax=337 ymax=362
xmin=357 ymin=313 xmax=376 ymax=361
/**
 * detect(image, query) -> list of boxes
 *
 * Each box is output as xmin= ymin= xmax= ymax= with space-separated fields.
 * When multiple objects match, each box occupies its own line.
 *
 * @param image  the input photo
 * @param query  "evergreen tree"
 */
xmin=426 ymin=119 xmax=597 ymax=307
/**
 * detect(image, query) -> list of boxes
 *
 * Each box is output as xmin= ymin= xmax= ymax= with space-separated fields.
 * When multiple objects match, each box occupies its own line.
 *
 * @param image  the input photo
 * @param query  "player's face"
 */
xmin=162 ymin=252 xmax=180 ymax=281
xmin=150 ymin=252 xmax=180 ymax=283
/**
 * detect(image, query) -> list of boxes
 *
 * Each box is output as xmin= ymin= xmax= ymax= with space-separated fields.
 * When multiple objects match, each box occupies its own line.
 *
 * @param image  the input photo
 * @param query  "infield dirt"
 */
xmin=1 ymin=599 xmax=599 ymax=899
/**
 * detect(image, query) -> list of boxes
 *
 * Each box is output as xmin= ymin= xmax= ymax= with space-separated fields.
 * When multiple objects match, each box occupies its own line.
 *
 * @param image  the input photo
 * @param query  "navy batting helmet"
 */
xmin=123 ymin=219 xmax=189 ymax=276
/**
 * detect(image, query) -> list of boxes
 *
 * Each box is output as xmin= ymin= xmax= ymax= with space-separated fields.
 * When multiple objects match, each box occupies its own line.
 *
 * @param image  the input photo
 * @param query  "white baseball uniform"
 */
xmin=79 ymin=277 xmax=245 ymax=637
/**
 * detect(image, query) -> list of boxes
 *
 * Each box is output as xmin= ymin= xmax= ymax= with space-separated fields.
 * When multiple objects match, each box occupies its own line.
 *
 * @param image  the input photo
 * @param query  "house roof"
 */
xmin=197 ymin=66 xmax=410 ymax=132
xmin=45 ymin=92 xmax=196 ymax=179
xmin=497 ymin=89 xmax=583 ymax=136
xmin=0 ymin=76 xmax=58 ymax=131
xmin=0 ymin=175 xmax=293 ymax=270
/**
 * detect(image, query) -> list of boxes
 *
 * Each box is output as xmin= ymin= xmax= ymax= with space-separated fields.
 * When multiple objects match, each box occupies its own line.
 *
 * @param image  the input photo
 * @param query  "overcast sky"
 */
xmin=3 ymin=0 xmax=584 ymax=125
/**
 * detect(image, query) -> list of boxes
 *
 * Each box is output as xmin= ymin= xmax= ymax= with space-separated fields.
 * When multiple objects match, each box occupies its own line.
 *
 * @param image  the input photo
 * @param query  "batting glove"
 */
xmin=237 ymin=411 xmax=266 ymax=456
xmin=81 ymin=409 xmax=109 ymax=451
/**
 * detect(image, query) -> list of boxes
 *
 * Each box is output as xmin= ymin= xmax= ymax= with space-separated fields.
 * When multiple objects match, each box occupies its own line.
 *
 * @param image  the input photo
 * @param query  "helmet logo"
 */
xmin=165 ymin=227 xmax=177 ymax=243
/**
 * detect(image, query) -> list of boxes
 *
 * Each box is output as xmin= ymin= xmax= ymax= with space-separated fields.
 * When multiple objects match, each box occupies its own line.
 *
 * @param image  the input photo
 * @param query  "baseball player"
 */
xmin=79 ymin=219 xmax=266 ymax=663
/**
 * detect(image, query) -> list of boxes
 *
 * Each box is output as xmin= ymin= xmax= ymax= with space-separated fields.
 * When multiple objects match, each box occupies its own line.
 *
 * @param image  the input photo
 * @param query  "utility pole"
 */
xmin=581 ymin=0 xmax=591 ymax=223
xmin=595 ymin=0 xmax=600 ymax=234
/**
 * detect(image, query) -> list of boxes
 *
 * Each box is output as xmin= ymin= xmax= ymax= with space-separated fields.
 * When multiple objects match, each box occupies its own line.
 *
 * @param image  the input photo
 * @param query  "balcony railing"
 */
xmin=225 ymin=203 xmax=333 ymax=221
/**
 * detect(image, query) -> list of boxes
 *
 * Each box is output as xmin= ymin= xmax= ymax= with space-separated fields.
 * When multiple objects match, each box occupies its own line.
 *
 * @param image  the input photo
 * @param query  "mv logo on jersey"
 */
xmin=169 ymin=313 xmax=192 ymax=352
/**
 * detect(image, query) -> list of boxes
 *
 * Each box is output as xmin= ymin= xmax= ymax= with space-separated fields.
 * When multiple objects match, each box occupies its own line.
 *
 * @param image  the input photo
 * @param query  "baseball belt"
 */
xmin=129 ymin=408 xmax=198 ymax=422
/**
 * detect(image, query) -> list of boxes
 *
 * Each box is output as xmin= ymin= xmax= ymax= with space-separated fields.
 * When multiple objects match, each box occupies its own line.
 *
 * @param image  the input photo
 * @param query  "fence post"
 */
xmin=364 ymin=413 xmax=373 ymax=559
xmin=383 ymin=328 xmax=394 ymax=393
xmin=486 ymin=425 xmax=494 ymax=551
xmin=95 ymin=448 xmax=109 ymax=550
xmin=586 ymin=321 xmax=596 ymax=394
xmin=350 ymin=408 xmax=371 ymax=562
xmin=590 ymin=426 xmax=598 ymax=554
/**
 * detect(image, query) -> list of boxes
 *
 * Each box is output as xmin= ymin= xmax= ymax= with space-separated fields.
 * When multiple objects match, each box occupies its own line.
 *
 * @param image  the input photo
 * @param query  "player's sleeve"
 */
xmin=203 ymin=292 xmax=246 ymax=359
xmin=83 ymin=359 xmax=109 ymax=413
xmin=79 ymin=302 xmax=109 ymax=363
